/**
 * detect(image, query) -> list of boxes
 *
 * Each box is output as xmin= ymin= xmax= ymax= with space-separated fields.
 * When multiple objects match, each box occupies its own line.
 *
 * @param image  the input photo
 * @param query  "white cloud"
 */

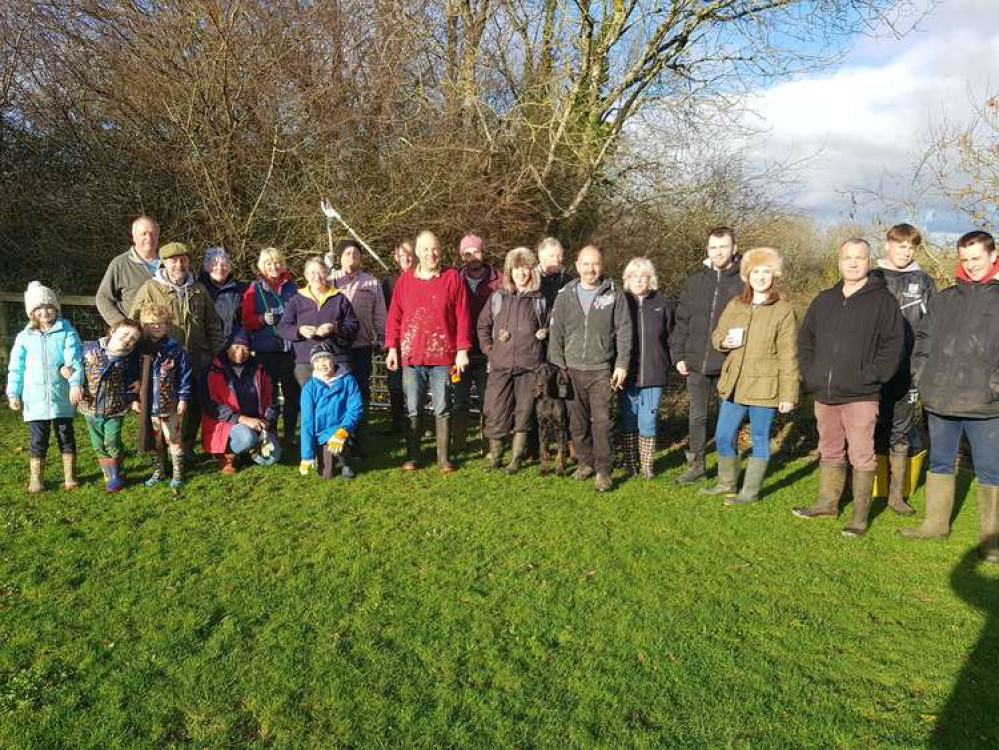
xmin=745 ymin=0 xmax=999 ymax=229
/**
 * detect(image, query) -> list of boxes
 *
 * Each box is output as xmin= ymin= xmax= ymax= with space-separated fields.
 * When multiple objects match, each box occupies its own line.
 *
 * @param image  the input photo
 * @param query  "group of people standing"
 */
xmin=6 ymin=216 xmax=999 ymax=562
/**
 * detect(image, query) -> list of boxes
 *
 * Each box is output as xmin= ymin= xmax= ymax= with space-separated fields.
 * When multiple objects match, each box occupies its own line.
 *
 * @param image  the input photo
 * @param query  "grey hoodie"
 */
xmin=547 ymin=278 xmax=632 ymax=371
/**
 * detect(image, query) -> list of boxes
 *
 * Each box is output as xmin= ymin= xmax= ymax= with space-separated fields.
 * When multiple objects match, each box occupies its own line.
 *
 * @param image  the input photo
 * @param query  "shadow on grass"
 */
xmin=932 ymin=547 xmax=999 ymax=748
xmin=759 ymin=454 xmax=817 ymax=501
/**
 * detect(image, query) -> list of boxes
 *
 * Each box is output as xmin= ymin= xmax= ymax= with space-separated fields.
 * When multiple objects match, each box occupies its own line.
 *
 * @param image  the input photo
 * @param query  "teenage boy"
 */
xmin=670 ymin=227 xmax=743 ymax=483
xmin=873 ymin=223 xmax=937 ymax=514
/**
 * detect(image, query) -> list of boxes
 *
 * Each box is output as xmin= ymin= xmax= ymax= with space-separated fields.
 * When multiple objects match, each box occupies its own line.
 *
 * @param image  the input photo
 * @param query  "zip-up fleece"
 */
xmin=873 ymin=260 xmax=937 ymax=357
xmin=547 ymin=278 xmax=632 ymax=372
xmin=912 ymin=276 xmax=999 ymax=419
xmin=96 ymin=247 xmax=158 ymax=325
xmin=6 ymin=318 xmax=84 ymax=421
xmin=300 ymin=366 xmax=364 ymax=461
xmin=477 ymin=290 xmax=546 ymax=372
xmin=79 ymin=338 xmax=139 ymax=417
xmin=798 ymin=274 xmax=903 ymax=405
xmin=670 ymin=258 xmax=744 ymax=375
xmin=278 ymin=286 xmax=360 ymax=364
xmin=624 ymin=291 xmax=674 ymax=388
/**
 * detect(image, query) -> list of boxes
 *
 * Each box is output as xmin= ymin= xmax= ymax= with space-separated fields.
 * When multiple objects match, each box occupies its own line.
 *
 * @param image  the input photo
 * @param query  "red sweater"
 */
xmin=384 ymin=269 xmax=472 ymax=366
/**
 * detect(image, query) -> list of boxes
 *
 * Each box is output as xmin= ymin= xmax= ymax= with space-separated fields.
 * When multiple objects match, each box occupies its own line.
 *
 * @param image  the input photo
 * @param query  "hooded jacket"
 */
xmin=624 ymin=290 xmax=674 ymax=389
xmin=79 ymin=338 xmax=139 ymax=418
xmin=872 ymin=260 xmax=937 ymax=393
xmin=200 ymin=352 xmax=277 ymax=453
xmin=6 ymin=318 xmax=84 ymax=421
xmin=300 ymin=365 xmax=364 ymax=461
xmin=130 ymin=270 xmax=224 ymax=367
xmin=277 ymin=286 xmax=360 ymax=365
xmin=477 ymin=289 xmax=547 ymax=372
xmin=798 ymin=274 xmax=904 ymax=405
xmin=912 ymin=267 xmax=999 ymax=419
xmin=670 ymin=258 xmax=744 ymax=376
xmin=547 ymin=278 xmax=632 ymax=372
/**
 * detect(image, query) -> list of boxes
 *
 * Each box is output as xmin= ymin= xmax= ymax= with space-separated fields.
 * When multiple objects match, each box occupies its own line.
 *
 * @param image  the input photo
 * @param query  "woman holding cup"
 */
xmin=702 ymin=247 xmax=798 ymax=503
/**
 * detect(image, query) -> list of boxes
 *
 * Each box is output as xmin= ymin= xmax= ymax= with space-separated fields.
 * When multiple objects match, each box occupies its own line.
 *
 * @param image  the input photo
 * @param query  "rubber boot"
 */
xmin=702 ymin=456 xmax=740 ymax=496
xmin=450 ymin=410 xmax=469 ymax=454
xmin=169 ymin=451 xmax=185 ymax=489
xmin=676 ymin=452 xmax=706 ymax=484
xmin=485 ymin=438 xmax=505 ymax=470
xmin=436 ymin=416 xmax=455 ymax=474
xmin=339 ymin=449 xmax=356 ymax=480
xmin=638 ymin=436 xmax=656 ymax=479
xmin=842 ymin=468 xmax=876 ymax=537
xmin=727 ymin=457 xmax=768 ymax=505
xmin=100 ymin=457 xmax=124 ymax=493
xmin=621 ymin=432 xmax=639 ymax=477
xmin=62 ymin=453 xmax=79 ymax=491
xmin=145 ymin=444 xmax=168 ymax=487
xmin=505 ymin=432 xmax=528 ymax=475
xmin=594 ymin=472 xmax=613 ymax=492
xmin=792 ymin=463 xmax=847 ymax=518
xmin=402 ymin=417 xmax=422 ymax=470
xmin=899 ymin=472 xmax=955 ymax=539
xmin=384 ymin=390 xmax=405 ymax=434
xmin=572 ymin=464 xmax=595 ymax=481
xmin=218 ymin=453 xmax=237 ymax=475
xmin=28 ymin=456 xmax=44 ymax=493
xmin=887 ymin=451 xmax=916 ymax=515
xmin=979 ymin=485 xmax=999 ymax=563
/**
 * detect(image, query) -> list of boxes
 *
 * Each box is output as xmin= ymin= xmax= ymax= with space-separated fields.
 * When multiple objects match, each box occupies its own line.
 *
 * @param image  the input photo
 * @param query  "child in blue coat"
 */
xmin=5 ymin=282 xmax=84 ymax=492
xmin=299 ymin=347 xmax=363 ymax=479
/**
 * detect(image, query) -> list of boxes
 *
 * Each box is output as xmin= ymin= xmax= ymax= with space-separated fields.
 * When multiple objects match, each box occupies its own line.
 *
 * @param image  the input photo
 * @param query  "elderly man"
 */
xmin=96 ymin=215 xmax=162 ymax=325
xmin=901 ymin=230 xmax=999 ymax=562
xmin=385 ymin=230 xmax=471 ymax=473
xmin=793 ymin=238 xmax=903 ymax=537
xmin=452 ymin=233 xmax=501 ymax=453
xmin=548 ymin=245 xmax=632 ymax=492
xmin=131 ymin=242 xmax=225 ymax=453
xmin=670 ymin=227 xmax=744 ymax=484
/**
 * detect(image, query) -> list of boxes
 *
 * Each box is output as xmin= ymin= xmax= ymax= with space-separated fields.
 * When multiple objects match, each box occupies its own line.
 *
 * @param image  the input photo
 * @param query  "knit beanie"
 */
xmin=739 ymin=247 xmax=783 ymax=282
xmin=310 ymin=344 xmax=336 ymax=366
xmin=24 ymin=281 xmax=59 ymax=316
xmin=203 ymin=245 xmax=231 ymax=272
xmin=227 ymin=327 xmax=251 ymax=350
xmin=460 ymin=234 xmax=484 ymax=253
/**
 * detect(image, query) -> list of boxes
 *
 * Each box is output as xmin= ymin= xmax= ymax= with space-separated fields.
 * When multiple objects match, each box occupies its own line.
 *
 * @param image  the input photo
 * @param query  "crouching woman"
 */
xmin=704 ymin=247 xmax=798 ymax=504
xmin=201 ymin=329 xmax=281 ymax=473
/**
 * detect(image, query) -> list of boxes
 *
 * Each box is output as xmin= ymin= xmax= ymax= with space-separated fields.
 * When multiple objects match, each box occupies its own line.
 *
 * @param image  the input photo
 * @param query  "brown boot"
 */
xmin=218 ymin=453 xmax=238 ymax=475
xmin=842 ymin=468 xmax=876 ymax=537
xmin=28 ymin=457 xmax=44 ymax=493
xmin=62 ymin=453 xmax=79 ymax=490
xmin=978 ymin=485 xmax=999 ymax=564
xmin=792 ymin=463 xmax=847 ymax=518
xmin=887 ymin=451 xmax=916 ymax=515
xmin=436 ymin=416 xmax=455 ymax=474
xmin=899 ymin=472 xmax=955 ymax=540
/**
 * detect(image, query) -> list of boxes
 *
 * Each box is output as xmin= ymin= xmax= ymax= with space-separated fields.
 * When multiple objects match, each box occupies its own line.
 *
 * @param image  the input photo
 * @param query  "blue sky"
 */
xmin=744 ymin=0 xmax=999 ymax=233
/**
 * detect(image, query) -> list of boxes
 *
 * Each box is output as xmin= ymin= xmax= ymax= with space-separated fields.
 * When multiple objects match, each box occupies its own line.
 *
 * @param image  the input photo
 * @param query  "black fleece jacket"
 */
xmin=798 ymin=274 xmax=903 ymax=405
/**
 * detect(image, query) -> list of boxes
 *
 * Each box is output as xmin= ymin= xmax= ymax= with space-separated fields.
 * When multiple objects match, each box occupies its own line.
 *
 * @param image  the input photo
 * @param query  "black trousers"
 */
xmin=28 ymin=418 xmax=76 ymax=457
xmin=567 ymin=368 xmax=614 ymax=474
xmin=257 ymin=350 xmax=300 ymax=441
xmin=483 ymin=368 xmax=536 ymax=438
xmin=685 ymin=371 xmax=719 ymax=459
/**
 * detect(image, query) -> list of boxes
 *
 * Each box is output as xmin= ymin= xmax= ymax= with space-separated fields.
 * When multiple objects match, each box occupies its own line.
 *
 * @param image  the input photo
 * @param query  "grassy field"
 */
xmin=1 ymin=408 xmax=997 ymax=749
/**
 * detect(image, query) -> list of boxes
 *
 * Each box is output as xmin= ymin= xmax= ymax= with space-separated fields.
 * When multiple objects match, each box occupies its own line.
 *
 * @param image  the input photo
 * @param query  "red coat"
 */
xmin=462 ymin=265 xmax=502 ymax=358
xmin=200 ymin=356 xmax=275 ymax=453
xmin=384 ymin=269 xmax=472 ymax=366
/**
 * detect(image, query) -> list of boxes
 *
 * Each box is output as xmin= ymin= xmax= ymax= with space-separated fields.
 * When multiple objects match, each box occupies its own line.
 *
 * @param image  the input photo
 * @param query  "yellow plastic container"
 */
xmin=873 ymin=450 xmax=927 ymax=498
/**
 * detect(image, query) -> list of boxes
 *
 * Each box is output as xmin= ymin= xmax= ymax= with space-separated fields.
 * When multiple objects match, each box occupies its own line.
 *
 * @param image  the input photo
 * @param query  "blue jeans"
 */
xmin=228 ymin=424 xmax=262 ymax=455
xmin=927 ymin=413 xmax=999 ymax=485
xmin=618 ymin=386 xmax=662 ymax=437
xmin=402 ymin=365 xmax=452 ymax=418
xmin=714 ymin=399 xmax=776 ymax=459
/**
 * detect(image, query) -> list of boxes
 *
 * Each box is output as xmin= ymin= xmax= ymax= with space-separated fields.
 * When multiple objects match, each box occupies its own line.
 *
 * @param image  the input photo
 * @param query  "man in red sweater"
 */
xmin=385 ymin=230 xmax=472 ymax=473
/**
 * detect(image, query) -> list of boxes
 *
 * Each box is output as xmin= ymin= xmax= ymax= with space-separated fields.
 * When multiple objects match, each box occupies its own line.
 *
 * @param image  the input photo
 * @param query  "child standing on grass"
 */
xmin=80 ymin=318 xmax=142 ymax=492
xmin=299 ymin=347 xmax=363 ymax=480
xmin=6 ymin=281 xmax=84 ymax=493
xmin=135 ymin=303 xmax=192 ymax=489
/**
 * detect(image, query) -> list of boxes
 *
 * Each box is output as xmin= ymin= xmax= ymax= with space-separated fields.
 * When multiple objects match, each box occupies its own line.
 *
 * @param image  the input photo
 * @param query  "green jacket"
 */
xmin=130 ymin=273 xmax=224 ymax=367
xmin=712 ymin=297 xmax=799 ymax=407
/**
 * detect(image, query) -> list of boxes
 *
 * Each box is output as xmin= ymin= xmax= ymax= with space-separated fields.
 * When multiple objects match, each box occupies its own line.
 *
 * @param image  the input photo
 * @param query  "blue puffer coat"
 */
xmin=299 ymin=366 xmax=363 ymax=461
xmin=6 ymin=318 xmax=84 ymax=421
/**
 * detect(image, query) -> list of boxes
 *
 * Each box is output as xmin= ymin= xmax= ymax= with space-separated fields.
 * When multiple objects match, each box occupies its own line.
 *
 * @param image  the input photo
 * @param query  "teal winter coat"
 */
xmin=6 ymin=318 xmax=84 ymax=421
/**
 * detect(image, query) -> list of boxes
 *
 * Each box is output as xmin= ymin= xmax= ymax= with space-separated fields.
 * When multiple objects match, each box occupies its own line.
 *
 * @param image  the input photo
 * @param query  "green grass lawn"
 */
xmin=2 ymin=409 xmax=997 ymax=748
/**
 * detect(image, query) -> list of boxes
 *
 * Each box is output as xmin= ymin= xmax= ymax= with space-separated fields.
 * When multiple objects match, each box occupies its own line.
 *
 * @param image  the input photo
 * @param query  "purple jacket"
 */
xmin=277 ymin=287 xmax=360 ymax=364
